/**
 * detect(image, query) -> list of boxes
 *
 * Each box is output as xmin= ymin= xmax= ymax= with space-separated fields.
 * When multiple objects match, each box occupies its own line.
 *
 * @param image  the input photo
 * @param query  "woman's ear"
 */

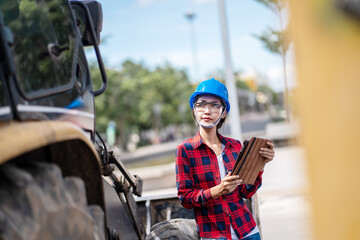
xmin=221 ymin=110 xmax=227 ymax=118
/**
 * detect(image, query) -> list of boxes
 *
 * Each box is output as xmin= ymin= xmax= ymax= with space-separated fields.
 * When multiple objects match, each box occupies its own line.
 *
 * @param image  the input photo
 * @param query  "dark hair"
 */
xmin=216 ymin=114 xmax=227 ymax=130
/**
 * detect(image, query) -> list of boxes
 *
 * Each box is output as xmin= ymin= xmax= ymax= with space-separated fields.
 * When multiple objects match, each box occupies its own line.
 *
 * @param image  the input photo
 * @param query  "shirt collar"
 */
xmin=192 ymin=131 xmax=234 ymax=149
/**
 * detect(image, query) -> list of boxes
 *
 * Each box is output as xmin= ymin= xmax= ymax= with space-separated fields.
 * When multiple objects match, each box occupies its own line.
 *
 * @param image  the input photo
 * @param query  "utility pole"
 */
xmin=217 ymin=0 xmax=243 ymax=140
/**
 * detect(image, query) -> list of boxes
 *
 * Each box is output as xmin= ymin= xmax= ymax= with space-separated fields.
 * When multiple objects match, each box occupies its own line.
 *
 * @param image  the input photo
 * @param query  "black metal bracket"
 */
xmin=108 ymin=151 xmax=143 ymax=197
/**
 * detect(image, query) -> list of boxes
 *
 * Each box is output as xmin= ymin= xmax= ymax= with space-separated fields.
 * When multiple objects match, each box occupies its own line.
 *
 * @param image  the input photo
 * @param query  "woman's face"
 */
xmin=194 ymin=95 xmax=226 ymax=128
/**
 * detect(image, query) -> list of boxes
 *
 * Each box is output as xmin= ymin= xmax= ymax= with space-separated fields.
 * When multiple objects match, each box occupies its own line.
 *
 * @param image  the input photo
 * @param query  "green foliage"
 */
xmin=257 ymin=84 xmax=279 ymax=105
xmin=234 ymin=71 xmax=251 ymax=91
xmin=252 ymin=0 xmax=290 ymax=57
xmin=253 ymin=0 xmax=286 ymax=13
xmin=236 ymin=80 xmax=251 ymax=90
xmin=91 ymin=60 xmax=194 ymax=146
xmin=254 ymin=27 xmax=290 ymax=56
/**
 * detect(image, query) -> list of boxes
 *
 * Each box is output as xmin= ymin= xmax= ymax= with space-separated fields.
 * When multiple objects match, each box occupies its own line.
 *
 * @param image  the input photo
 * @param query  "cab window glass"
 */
xmin=0 ymin=0 xmax=76 ymax=97
xmin=0 ymin=78 xmax=7 ymax=107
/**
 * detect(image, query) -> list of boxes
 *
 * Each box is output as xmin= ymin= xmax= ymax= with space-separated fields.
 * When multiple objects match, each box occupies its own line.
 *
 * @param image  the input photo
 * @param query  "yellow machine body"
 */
xmin=289 ymin=0 xmax=360 ymax=239
xmin=0 ymin=121 xmax=105 ymax=209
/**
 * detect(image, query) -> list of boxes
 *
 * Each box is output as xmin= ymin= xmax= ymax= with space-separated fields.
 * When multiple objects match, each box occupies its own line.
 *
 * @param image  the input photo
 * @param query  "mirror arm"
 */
xmin=71 ymin=1 xmax=108 ymax=96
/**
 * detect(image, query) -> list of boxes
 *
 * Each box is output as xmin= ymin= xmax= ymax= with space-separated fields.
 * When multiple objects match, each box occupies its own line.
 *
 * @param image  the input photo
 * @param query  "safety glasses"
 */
xmin=194 ymin=101 xmax=223 ymax=113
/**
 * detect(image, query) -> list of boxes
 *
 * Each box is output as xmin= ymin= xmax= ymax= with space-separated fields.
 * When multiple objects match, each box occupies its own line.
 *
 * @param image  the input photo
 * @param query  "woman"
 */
xmin=176 ymin=78 xmax=274 ymax=240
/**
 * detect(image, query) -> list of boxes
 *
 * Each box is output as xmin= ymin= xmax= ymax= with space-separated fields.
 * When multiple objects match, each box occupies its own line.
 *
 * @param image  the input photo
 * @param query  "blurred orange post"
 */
xmin=289 ymin=0 xmax=360 ymax=239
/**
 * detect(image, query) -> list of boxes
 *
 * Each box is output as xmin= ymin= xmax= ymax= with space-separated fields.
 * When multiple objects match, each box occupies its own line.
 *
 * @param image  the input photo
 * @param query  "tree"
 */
xmin=91 ymin=60 xmax=194 ymax=149
xmin=253 ymin=0 xmax=291 ymax=122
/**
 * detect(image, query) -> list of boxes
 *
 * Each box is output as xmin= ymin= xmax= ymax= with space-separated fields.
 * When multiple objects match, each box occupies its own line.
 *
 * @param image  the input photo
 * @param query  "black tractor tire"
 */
xmin=0 ymin=161 xmax=105 ymax=240
xmin=145 ymin=218 xmax=199 ymax=240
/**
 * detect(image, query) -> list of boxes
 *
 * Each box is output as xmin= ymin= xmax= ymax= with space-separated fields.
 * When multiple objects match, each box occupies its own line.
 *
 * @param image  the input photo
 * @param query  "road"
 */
xmin=121 ymin=113 xmax=271 ymax=164
xmin=258 ymin=146 xmax=313 ymax=240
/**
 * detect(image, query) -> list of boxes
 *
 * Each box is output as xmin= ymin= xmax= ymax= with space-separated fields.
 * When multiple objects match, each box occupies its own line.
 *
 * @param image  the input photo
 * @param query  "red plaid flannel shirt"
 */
xmin=176 ymin=132 xmax=263 ymax=239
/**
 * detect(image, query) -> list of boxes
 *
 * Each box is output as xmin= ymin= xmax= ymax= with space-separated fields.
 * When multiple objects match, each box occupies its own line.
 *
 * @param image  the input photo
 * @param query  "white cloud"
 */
xmin=242 ymin=68 xmax=257 ymax=79
xmin=268 ymin=66 xmax=283 ymax=80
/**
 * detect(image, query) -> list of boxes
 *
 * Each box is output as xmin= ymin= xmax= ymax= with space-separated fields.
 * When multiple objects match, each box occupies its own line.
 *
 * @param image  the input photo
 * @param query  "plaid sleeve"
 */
xmin=238 ymin=170 xmax=263 ymax=199
xmin=176 ymin=144 xmax=213 ymax=209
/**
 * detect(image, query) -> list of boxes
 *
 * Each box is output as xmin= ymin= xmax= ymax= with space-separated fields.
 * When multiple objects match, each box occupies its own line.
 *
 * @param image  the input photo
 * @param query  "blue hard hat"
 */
xmin=189 ymin=78 xmax=230 ymax=113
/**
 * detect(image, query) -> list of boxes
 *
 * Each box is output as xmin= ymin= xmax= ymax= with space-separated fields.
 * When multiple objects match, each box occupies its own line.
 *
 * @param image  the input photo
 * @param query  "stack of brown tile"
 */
xmin=231 ymin=137 xmax=271 ymax=185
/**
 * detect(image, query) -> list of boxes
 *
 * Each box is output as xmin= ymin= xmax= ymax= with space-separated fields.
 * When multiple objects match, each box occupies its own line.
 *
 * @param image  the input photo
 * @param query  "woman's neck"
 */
xmin=199 ymin=127 xmax=220 ymax=145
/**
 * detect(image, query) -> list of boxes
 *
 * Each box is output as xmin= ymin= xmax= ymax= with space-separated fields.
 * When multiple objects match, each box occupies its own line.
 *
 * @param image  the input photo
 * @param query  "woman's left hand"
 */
xmin=260 ymin=141 xmax=275 ymax=165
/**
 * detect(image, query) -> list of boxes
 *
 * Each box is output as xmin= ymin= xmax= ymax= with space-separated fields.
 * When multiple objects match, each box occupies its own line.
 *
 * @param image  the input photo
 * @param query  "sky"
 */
xmin=93 ymin=0 xmax=295 ymax=92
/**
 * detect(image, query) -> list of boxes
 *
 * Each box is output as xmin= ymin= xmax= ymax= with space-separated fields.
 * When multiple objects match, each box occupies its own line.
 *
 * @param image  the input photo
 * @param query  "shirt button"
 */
xmin=229 ymin=214 xmax=231 ymax=217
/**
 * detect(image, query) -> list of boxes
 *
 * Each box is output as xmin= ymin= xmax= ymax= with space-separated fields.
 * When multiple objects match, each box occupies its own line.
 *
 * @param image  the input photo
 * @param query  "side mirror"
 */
xmin=71 ymin=1 xmax=103 ymax=46
xmin=336 ymin=0 xmax=360 ymax=21
xmin=70 ymin=0 xmax=107 ymax=96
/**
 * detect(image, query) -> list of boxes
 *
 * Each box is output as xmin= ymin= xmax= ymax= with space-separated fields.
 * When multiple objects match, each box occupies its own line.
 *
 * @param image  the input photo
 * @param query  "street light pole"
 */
xmin=185 ymin=10 xmax=201 ymax=82
xmin=217 ymin=0 xmax=243 ymax=140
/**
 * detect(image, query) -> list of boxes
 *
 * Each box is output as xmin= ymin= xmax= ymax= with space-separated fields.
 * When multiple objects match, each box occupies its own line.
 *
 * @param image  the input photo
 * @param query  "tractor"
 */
xmin=0 ymin=1 xmax=259 ymax=239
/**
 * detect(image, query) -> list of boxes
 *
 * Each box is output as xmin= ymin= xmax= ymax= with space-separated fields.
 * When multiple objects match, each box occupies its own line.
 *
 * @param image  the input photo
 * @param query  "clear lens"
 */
xmin=194 ymin=102 xmax=223 ymax=113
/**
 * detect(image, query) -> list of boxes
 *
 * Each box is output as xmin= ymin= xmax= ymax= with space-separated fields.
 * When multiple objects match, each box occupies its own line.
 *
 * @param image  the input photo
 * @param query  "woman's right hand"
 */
xmin=211 ymin=172 xmax=242 ymax=199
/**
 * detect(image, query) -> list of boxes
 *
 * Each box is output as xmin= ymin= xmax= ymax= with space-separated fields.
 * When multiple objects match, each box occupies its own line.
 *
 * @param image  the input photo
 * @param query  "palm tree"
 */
xmin=254 ymin=0 xmax=291 ymax=122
